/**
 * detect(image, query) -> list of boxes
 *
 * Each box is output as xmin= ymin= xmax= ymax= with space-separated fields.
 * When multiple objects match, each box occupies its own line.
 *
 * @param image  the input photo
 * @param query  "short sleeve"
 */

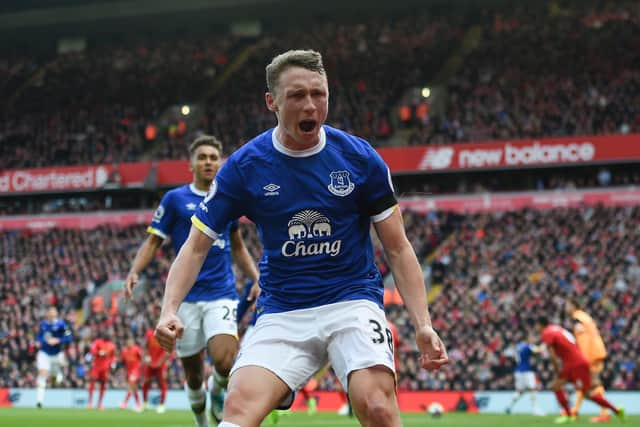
xmin=360 ymin=148 xmax=397 ymax=222
xmin=193 ymin=158 xmax=247 ymax=239
xmin=147 ymin=192 xmax=176 ymax=240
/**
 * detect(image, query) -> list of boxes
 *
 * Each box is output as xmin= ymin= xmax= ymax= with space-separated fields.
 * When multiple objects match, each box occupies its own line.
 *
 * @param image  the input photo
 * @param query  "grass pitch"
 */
xmin=1 ymin=408 xmax=637 ymax=426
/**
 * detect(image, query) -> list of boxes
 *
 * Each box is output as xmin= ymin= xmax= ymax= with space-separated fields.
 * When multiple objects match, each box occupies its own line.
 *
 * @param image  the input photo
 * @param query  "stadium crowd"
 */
xmin=423 ymin=2 xmax=640 ymax=144
xmin=2 ymin=1 xmax=638 ymax=170
xmin=1 ymin=206 xmax=639 ymax=392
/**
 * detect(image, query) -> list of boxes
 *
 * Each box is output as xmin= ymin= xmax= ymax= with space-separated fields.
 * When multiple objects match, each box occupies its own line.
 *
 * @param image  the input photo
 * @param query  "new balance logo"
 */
xmin=263 ymin=183 xmax=280 ymax=196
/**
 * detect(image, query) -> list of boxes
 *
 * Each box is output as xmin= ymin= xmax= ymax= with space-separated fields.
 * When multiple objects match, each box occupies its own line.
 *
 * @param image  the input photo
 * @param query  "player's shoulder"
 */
xmin=323 ymin=125 xmax=378 ymax=160
xmin=163 ymin=184 xmax=191 ymax=200
xmin=542 ymin=324 xmax=557 ymax=336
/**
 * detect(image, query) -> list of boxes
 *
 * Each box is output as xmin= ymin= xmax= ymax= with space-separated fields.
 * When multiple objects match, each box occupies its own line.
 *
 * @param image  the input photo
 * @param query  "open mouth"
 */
xmin=299 ymin=120 xmax=317 ymax=132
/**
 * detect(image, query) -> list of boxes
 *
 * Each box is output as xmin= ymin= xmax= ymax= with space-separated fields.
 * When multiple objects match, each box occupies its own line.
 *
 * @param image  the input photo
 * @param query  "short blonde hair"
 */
xmin=266 ymin=49 xmax=326 ymax=94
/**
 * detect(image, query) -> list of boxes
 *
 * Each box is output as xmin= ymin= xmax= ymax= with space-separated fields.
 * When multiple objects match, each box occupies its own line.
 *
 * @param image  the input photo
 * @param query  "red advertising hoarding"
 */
xmin=378 ymin=134 xmax=640 ymax=173
xmin=289 ymin=390 xmax=478 ymax=413
xmin=1 ymin=134 xmax=639 ymax=194
xmin=0 ymin=163 xmax=150 ymax=194
xmin=0 ymin=210 xmax=153 ymax=231
xmin=401 ymin=188 xmax=640 ymax=213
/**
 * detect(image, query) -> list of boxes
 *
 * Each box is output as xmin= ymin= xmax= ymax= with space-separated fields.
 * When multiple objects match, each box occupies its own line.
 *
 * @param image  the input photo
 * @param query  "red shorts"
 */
xmin=127 ymin=368 xmax=141 ymax=383
xmin=560 ymin=362 xmax=591 ymax=391
xmin=90 ymin=366 xmax=109 ymax=382
xmin=143 ymin=365 xmax=167 ymax=382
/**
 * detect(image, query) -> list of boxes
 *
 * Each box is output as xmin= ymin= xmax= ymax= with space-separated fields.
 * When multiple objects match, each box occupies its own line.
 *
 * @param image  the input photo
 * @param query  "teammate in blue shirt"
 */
xmin=35 ymin=306 xmax=72 ymax=408
xmin=155 ymin=49 xmax=448 ymax=427
xmin=126 ymin=135 xmax=259 ymax=427
xmin=505 ymin=334 xmax=544 ymax=415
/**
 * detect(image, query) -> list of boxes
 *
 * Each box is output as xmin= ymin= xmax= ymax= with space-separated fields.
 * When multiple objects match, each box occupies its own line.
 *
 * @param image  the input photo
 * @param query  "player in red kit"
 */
xmin=120 ymin=336 xmax=143 ymax=412
xmin=142 ymin=328 xmax=170 ymax=413
xmin=88 ymin=332 xmax=116 ymax=410
xmin=536 ymin=316 xmax=624 ymax=423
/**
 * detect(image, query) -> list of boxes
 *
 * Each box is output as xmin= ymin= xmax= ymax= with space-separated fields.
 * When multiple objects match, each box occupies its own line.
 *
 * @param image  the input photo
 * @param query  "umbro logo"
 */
xmin=186 ymin=203 xmax=197 ymax=211
xmin=263 ymin=183 xmax=280 ymax=196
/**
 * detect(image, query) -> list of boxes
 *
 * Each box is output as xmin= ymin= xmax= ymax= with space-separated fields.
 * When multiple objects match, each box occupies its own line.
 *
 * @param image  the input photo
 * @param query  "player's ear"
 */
xmin=265 ymin=92 xmax=278 ymax=113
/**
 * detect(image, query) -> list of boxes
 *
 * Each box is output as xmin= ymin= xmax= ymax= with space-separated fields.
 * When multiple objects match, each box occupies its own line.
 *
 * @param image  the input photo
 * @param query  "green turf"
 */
xmin=0 ymin=408 xmax=637 ymax=426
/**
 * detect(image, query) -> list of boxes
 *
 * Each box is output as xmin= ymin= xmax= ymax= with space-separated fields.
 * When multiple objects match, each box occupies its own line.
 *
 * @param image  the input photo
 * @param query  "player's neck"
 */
xmin=273 ymin=126 xmax=326 ymax=157
xmin=276 ymin=127 xmax=320 ymax=151
xmin=192 ymin=180 xmax=211 ymax=193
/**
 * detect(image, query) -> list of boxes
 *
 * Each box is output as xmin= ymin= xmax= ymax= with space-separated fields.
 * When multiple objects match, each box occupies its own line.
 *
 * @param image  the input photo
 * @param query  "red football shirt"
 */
xmin=145 ymin=329 xmax=167 ymax=367
xmin=121 ymin=344 xmax=143 ymax=372
xmin=90 ymin=338 xmax=116 ymax=370
xmin=541 ymin=324 xmax=588 ymax=367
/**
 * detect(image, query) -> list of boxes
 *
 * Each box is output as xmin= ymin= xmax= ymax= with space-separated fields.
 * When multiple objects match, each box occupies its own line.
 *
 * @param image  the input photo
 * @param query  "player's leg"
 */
xmin=97 ymin=373 xmax=107 ymax=410
xmin=51 ymin=352 xmax=65 ymax=386
xmin=221 ymin=307 xmax=327 ymax=426
xmin=506 ymin=372 xmax=524 ymax=414
xmin=181 ymin=352 xmax=209 ymax=426
xmin=202 ymin=299 xmax=240 ymax=423
xmin=206 ymin=334 xmax=238 ymax=422
xmin=121 ymin=370 xmax=132 ymax=408
xmin=347 ymin=367 xmax=400 ymax=427
xmin=35 ymin=351 xmax=50 ymax=408
xmin=301 ymin=378 xmax=318 ymax=415
xmin=586 ymin=361 xmax=612 ymax=422
xmin=551 ymin=376 xmax=573 ymax=423
xmin=327 ymin=301 xmax=400 ymax=427
xmin=177 ymin=302 xmax=209 ymax=426
xmin=87 ymin=367 xmax=98 ymax=409
xmin=141 ymin=367 xmax=151 ymax=409
xmin=524 ymin=372 xmax=543 ymax=415
xmin=130 ymin=374 xmax=142 ymax=411
xmin=222 ymin=366 xmax=292 ymax=426
xmin=121 ymin=381 xmax=130 ymax=409
xmin=581 ymin=364 xmax=622 ymax=421
xmin=156 ymin=365 xmax=168 ymax=413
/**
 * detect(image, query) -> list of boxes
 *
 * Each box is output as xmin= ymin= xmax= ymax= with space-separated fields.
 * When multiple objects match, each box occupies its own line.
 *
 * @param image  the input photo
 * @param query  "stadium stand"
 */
xmin=1 ymin=206 xmax=638 ymax=391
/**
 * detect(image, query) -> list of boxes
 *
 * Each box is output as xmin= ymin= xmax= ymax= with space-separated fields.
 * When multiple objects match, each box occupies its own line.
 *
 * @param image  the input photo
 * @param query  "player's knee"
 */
xmin=211 ymin=349 xmax=236 ymax=377
xmin=353 ymin=390 xmax=396 ymax=426
xmin=184 ymin=371 xmax=204 ymax=389
xmin=212 ymin=358 xmax=233 ymax=377
xmin=222 ymin=388 xmax=251 ymax=418
xmin=360 ymin=397 xmax=395 ymax=426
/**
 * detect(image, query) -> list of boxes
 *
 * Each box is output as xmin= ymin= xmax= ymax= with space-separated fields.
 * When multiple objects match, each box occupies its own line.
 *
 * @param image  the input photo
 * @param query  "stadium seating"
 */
xmin=1 ymin=206 xmax=638 ymax=391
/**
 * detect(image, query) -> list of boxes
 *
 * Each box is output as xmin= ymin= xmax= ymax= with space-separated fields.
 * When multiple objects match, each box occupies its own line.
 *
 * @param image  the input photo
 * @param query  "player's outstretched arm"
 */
xmin=156 ymin=225 xmax=212 ymax=352
xmin=373 ymin=207 xmax=448 ymax=371
xmin=125 ymin=234 xmax=164 ymax=300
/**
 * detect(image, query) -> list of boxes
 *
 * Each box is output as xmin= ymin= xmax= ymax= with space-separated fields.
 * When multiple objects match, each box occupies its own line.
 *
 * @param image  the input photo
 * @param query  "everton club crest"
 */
xmin=328 ymin=170 xmax=355 ymax=197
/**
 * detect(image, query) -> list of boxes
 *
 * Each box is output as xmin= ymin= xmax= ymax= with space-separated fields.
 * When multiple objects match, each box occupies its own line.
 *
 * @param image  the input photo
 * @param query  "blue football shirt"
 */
xmin=148 ymin=183 xmax=238 ymax=302
xmin=515 ymin=342 xmax=534 ymax=372
xmin=193 ymin=125 xmax=397 ymax=316
xmin=37 ymin=319 xmax=72 ymax=356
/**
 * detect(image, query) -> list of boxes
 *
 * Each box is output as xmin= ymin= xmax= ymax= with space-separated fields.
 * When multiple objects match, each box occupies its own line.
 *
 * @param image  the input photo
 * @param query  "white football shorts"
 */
xmin=231 ymin=299 xmax=396 ymax=391
xmin=515 ymin=371 xmax=537 ymax=390
xmin=36 ymin=350 xmax=65 ymax=376
xmin=176 ymin=298 xmax=239 ymax=358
